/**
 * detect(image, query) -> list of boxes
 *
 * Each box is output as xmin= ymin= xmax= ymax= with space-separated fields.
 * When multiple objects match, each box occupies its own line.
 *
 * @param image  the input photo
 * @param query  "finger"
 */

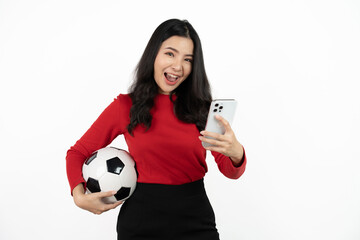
xmin=102 ymin=200 xmax=124 ymax=212
xmin=215 ymin=115 xmax=233 ymax=133
xmin=94 ymin=200 xmax=122 ymax=214
xmin=111 ymin=200 xmax=124 ymax=208
xmin=204 ymin=145 xmax=227 ymax=155
xmin=199 ymin=135 xmax=226 ymax=148
xmin=200 ymin=130 xmax=225 ymax=141
xmin=96 ymin=190 xmax=117 ymax=198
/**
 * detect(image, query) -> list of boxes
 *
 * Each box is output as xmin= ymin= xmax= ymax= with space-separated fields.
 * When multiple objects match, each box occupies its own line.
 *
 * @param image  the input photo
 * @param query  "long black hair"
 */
xmin=127 ymin=19 xmax=212 ymax=135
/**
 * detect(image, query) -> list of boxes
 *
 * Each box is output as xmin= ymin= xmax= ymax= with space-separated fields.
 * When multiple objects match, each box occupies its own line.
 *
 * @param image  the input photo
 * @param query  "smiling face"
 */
xmin=153 ymin=36 xmax=194 ymax=95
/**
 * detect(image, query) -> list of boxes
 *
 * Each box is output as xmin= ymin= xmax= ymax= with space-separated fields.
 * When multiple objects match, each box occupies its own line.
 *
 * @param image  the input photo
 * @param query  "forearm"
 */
xmin=72 ymin=183 xmax=86 ymax=206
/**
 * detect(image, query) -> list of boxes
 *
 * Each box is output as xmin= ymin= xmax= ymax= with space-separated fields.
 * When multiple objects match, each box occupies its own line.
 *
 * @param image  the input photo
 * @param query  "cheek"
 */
xmin=184 ymin=65 xmax=192 ymax=78
xmin=153 ymin=60 xmax=162 ymax=77
xmin=154 ymin=58 xmax=168 ymax=75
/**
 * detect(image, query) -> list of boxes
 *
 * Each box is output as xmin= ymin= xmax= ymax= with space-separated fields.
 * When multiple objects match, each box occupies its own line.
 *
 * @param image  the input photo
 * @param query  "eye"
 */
xmin=185 ymin=58 xmax=193 ymax=63
xmin=165 ymin=52 xmax=174 ymax=57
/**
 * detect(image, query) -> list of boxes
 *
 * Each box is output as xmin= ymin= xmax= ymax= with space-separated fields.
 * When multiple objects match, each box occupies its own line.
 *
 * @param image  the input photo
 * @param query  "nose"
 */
xmin=171 ymin=57 xmax=183 ymax=72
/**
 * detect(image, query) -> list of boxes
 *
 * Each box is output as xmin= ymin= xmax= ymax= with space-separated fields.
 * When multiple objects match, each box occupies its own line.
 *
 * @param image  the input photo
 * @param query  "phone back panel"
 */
xmin=202 ymin=99 xmax=237 ymax=147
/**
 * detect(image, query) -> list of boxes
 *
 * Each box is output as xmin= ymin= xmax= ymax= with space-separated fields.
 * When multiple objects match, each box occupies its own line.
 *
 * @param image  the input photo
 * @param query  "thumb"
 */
xmin=215 ymin=115 xmax=232 ymax=133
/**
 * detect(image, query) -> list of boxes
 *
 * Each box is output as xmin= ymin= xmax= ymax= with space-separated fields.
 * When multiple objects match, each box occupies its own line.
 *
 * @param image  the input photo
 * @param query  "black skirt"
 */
xmin=117 ymin=179 xmax=220 ymax=240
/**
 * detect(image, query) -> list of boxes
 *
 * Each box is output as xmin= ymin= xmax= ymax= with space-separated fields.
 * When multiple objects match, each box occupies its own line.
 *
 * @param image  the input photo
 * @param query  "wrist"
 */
xmin=230 ymin=144 xmax=244 ymax=167
xmin=72 ymin=184 xmax=85 ymax=205
xmin=230 ymin=156 xmax=243 ymax=167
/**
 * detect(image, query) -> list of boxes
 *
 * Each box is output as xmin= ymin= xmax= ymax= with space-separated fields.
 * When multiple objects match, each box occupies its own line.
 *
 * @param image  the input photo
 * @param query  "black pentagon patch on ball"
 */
xmin=86 ymin=177 xmax=101 ymax=193
xmin=85 ymin=152 xmax=97 ymax=165
xmin=114 ymin=187 xmax=131 ymax=201
xmin=106 ymin=157 xmax=125 ymax=175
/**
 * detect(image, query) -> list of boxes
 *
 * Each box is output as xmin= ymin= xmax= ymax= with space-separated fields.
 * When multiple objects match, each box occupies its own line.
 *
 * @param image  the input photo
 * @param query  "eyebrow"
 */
xmin=165 ymin=47 xmax=193 ymax=57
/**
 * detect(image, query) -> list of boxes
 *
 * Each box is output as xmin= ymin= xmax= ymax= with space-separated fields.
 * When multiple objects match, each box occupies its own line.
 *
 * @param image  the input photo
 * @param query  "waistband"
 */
xmin=135 ymin=178 xmax=205 ymax=198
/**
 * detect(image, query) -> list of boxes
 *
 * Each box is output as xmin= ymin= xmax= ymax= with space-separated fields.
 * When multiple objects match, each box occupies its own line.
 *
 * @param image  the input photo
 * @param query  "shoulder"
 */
xmin=113 ymin=94 xmax=132 ymax=119
xmin=109 ymin=94 xmax=132 ymax=125
xmin=116 ymin=93 xmax=132 ymax=106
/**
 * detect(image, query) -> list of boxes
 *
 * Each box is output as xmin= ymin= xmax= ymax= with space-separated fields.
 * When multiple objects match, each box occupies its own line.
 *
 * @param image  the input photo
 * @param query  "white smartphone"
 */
xmin=202 ymin=99 xmax=237 ymax=148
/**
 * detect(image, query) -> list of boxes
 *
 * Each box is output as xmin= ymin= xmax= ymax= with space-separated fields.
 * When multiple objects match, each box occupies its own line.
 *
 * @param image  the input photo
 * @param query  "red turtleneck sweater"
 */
xmin=66 ymin=94 xmax=246 ymax=193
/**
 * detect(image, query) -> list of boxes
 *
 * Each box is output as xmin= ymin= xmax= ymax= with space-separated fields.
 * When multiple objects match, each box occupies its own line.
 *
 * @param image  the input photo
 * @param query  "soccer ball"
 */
xmin=82 ymin=147 xmax=137 ymax=203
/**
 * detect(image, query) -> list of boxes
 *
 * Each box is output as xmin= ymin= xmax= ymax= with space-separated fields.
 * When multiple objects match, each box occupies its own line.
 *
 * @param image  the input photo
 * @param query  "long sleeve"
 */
xmin=211 ymin=146 xmax=247 ymax=179
xmin=65 ymin=94 xmax=130 ymax=193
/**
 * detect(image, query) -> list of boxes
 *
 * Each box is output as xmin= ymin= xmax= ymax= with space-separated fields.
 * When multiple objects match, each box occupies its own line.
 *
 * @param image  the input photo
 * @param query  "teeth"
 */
xmin=167 ymin=73 xmax=179 ymax=79
xmin=165 ymin=73 xmax=179 ymax=82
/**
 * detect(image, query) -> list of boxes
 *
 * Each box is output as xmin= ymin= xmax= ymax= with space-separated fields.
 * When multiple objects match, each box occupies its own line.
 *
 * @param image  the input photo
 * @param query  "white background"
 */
xmin=1 ymin=0 xmax=359 ymax=239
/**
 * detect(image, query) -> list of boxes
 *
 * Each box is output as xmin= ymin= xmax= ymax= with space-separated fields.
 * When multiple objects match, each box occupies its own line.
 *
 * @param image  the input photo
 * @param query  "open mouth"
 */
xmin=164 ymin=73 xmax=180 ymax=85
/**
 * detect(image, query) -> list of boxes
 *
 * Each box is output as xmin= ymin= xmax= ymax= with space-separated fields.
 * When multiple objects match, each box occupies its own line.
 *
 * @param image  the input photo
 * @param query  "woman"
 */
xmin=66 ymin=19 xmax=246 ymax=240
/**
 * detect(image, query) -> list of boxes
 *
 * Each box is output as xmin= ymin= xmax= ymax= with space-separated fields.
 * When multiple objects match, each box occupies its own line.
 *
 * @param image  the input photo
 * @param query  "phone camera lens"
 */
xmin=213 ymin=109 xmax=218 ymax=112
xmin=219 ymin=106 xmax=223 ymax=109
xmin=215 ymin=103 xmax=219 ymax=107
